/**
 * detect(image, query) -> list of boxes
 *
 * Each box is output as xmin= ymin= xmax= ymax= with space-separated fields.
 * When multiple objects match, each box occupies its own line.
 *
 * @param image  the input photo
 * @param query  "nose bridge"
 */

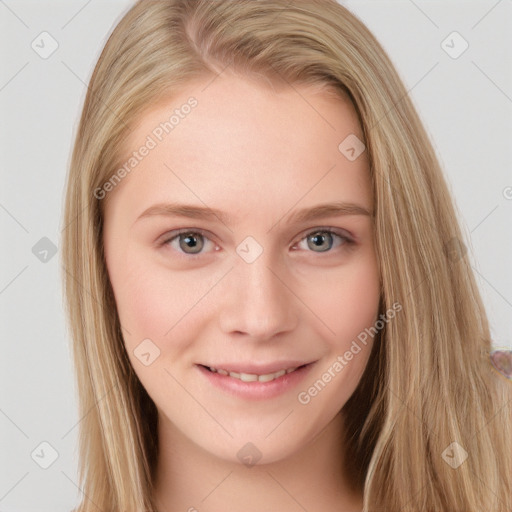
xmin=219 ymin=242 xmax=297 ymax=338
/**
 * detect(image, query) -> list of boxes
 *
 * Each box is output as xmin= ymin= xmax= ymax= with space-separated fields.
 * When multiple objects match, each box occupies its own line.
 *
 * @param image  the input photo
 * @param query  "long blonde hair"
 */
xmin=61 ymin=1 xmax=512 ymax=510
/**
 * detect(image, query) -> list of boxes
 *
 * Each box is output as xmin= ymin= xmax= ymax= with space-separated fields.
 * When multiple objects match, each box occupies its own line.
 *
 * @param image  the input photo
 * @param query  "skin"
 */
xmin=103 ymin=72 xmax=380 ymax=512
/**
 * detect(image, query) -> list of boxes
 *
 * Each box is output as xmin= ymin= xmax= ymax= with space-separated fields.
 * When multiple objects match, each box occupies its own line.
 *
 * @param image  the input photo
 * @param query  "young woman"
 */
xmin=61 ymin=1 xmax=512 ymax=511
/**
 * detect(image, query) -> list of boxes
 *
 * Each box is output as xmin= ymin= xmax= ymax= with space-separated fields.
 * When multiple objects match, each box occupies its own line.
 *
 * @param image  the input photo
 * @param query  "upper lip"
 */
xmin=198 ymin=360 xmax=314 ymax=375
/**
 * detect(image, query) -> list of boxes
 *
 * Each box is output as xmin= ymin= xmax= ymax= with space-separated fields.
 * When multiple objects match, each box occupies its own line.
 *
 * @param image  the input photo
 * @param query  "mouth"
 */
xmin=196 ymin=361 xmax=315 ymax=400
xmin=198 ymin=363 xmax=309 ymax=383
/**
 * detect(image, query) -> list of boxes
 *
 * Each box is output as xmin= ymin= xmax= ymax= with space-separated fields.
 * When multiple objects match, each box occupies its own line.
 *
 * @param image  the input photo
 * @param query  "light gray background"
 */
xmin=1 ymin=1 xmax=511 ymax=511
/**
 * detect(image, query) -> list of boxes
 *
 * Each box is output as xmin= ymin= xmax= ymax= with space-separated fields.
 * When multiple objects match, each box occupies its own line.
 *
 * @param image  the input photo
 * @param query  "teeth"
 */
xmin=257 ymin=373 xmax=276 ymax=382
xmin=239 ymin=373 xmax=258 ymax=382
xmin=208 ymin=366 xmax=298 ymax=382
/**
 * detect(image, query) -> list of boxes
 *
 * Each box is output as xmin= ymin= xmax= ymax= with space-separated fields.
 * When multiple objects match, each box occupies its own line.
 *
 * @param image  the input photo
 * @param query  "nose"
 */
xmin=218 ymin=250 xmax=298 ymax=340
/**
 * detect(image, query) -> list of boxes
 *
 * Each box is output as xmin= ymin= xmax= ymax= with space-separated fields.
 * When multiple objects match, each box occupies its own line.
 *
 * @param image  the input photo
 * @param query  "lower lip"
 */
xmin=196 ymin=363 xmax=315 ymax=401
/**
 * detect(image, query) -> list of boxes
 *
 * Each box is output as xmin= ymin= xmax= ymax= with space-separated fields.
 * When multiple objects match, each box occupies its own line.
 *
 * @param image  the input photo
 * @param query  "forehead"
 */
xmin=105 ymin=73 xmax=370 ymax=220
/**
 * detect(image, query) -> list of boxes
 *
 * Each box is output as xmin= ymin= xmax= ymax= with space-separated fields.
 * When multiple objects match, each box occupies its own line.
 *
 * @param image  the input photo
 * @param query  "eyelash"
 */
xmin=159 ymin=227 xmax=355 ymax=259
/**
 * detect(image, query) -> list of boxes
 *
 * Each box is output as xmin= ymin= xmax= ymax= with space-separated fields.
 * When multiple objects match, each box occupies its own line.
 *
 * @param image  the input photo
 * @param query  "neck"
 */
xmin=153 ymin=410 xmax=363 ymax=512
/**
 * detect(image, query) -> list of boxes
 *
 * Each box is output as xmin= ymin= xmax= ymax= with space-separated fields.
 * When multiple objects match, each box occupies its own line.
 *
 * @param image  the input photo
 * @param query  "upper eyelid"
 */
xmin=293 ymin=227 xmax=354 ymax=247
xmin=161 ymin=226 xmax=354 ymax=248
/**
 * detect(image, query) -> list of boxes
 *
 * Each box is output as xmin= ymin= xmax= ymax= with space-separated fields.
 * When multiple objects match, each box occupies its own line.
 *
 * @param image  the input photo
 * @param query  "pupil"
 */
xmin=185 ymin=235 xmax=196 ymax=247
xmin=180 ymin=233 xmax=203 ymax=253
xmin=309 ymin=232 xmax=332 ymax=252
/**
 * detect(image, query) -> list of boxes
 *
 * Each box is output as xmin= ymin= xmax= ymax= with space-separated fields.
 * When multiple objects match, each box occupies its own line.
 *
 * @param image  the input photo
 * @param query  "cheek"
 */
xmin=296 ymin=254 xmax=380 ymax=417
xmin=306 ymin=249 xmax=381 ymax=350
xmin=106 ymin=247 xmax=201 ymax=355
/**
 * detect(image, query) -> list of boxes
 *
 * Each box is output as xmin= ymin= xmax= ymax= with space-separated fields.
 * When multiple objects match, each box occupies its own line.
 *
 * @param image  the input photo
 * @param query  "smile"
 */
xmin=204 ymin=365 xmax=299 ymax=382
xmin=196 ymin=362 xmax=314 ymax=400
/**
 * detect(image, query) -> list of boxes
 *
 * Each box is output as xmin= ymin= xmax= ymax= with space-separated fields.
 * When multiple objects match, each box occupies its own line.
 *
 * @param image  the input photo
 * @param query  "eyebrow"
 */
xmin=135 ymin=201 xmax=372 ymax=227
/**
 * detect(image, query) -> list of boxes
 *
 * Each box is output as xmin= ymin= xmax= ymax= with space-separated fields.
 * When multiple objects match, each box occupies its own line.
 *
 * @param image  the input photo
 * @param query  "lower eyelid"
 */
xmin=294 ymin=230 xmax=352 ymax=251
xmin=162 ymin=228 xmax=353 ymax=255
xmin=162 ymin=230 xmax=214 ymax=255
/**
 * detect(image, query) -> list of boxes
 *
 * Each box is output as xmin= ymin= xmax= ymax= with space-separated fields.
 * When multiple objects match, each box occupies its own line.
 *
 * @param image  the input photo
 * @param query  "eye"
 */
xmin=161 ymin=229 xmax=216 ymax=257
xmin=294 ymin=228 xmax=354 ymax=253
xmin=160 ymin=227 xmax=354 ymax=258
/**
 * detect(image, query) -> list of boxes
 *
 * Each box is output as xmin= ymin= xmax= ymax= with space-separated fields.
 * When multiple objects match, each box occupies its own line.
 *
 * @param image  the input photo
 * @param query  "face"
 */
xmin=102 ymin=73 xmax=380 ymax=465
